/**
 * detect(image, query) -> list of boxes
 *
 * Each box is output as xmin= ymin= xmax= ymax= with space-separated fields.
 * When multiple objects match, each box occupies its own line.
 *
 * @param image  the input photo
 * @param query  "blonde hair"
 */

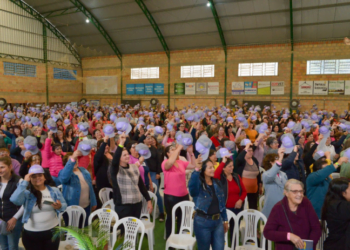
xmin=15 ymin=136 xmax=24 ymax=145
xmin=284 ymin=179 xmax=304 ymax=191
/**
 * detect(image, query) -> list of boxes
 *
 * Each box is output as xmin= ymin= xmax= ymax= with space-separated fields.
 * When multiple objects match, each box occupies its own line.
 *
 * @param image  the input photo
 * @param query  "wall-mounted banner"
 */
xmin=154 ymin=83 xmax=164 ymax=95
xmin=345 ymin=81 xmax=350 ymax=95
xmin=271 ymin=81 xmax=285 ymax=95
xmin=207 ymin=82 xmax=219 ymax=95
xmin=298 ymin=81 xmax=313 ymax=95
xmin=232 ymin=82 xmax=244 ymax=95
xmin=145 ymin=84 xmax=154 ymax=95
xmin=185 ymin=83 xmax=196 ymax=95
xmin=328 ymin=80 xmax=345 ymax=95
xmin=244 ymin=81 xmax=257 ymax=95
xmin=135 ymin=84 xmax=145 ymax=95
xmin=258 ymin=81 xmax=271 ymax=95
xmin=196 ymin=82 xmax=207 ymax=94
xmin=313 ymin=81 xmax=328 ymax=95
xmin=174 ymin=83 xmax=185 ymax=95
xmin=126 ymin=84 xmax=135 ymax=95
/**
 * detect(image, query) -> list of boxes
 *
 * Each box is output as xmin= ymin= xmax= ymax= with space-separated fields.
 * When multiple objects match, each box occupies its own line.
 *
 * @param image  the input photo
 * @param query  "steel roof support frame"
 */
xmin=289 ymin=0 xmax=294 ymax=106
xmin=42 ymin=7 xmax=80 ymax=18
xmin=68 ymin=0 xmax=123 ymax=101
xmin=9 ymin=0 xmax=81 ymax=65
xmin=208 ymin=0 xmax=227 ymax=105
xmin=135 ymin=0 xmax=171 ymax=108
xmin=43 ymin=24 xmax=49 ymax=104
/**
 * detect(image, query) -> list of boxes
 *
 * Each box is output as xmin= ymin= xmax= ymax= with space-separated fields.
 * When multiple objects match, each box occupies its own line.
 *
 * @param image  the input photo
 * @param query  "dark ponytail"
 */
xmin=28 ymin=178 xmax=51 ymax=210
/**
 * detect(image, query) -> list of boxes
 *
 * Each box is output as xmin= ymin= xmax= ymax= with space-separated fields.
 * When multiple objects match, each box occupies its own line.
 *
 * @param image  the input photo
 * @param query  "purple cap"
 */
xmin=110 ymin=113 xmax=117 ymax=122
xmin=154 ymin=126 xmax=164 ymax=136
xmin=115 ymin=118 xmax=132 ymax=135
xmin=216 ymin=148 xmax=233 ymax=158
xmin=251 ymin=115 xmax=257 ymax=121
xmin=28 ymin=164 xmax=45 ymax=174
xmin=313 ymin=150 xmax=325 ymax=161
xmin=195 ymin=135 xmax=213 ymax=162
xmin=344 ymin=148 xmax=350 ymax=160
xmin=287 ymin=121 xmax=296 ymax=129
xmin=178 ymin=134 xmax=193 ymax=150
xmin=167 ymin=122 xmax=174 ymax=132
xmin=224 ymin=141 xmax=235 ymax=151
xmin=23 ymin=136 xmax=39 ymax=155
xmin=78 ymin=140 xmax=92 ymax=156
xmin=64 ymin=119 xmax=71 ymax=126
xmin=46 ymin=119 xmax=57 ymax=133
xmin=135 ymin=143 xmax=151 ymax=159
xmin=103 ymin=124 xmax=115 ymax=138
xmin=319 ymin=126 xmax=330 ymax=135
xmin=281 ymin=134 xmax=295 ymax=154
xmin=311 ymin=113 xmax=319 ymax=121
xmin=95 ymin=112 xmax=103 ymax=120
xmin=78 ymin=122 xmax=89 ymax=136
xmin=240 ymin=139 xmax=251 ymax=146
xmin=227 ymin=117 xmax=234 ymax=123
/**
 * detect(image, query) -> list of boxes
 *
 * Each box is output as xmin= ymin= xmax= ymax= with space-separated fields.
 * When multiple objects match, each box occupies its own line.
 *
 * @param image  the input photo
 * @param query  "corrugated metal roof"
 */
xmin=21 ymin=0 xmax=350 ymax=56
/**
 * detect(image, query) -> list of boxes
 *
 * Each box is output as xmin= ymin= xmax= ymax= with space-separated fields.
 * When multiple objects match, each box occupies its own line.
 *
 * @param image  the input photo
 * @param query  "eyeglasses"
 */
xmin=287 ymin=190 xmax=304 ymax=195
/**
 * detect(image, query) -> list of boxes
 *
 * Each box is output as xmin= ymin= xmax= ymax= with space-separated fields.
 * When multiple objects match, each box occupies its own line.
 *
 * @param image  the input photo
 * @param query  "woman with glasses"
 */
xmin=264 ymin=179 xmax=321 ymax=250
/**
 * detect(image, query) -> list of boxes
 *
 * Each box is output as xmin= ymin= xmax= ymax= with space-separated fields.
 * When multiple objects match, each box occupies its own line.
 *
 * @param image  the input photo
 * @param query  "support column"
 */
xmin=43 ymin=24 xmax=49 ymax=105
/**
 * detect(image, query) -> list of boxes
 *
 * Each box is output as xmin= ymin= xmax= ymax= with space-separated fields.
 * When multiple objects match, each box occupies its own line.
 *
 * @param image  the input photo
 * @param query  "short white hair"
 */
xmin=284 ymin=179 xmax=304 ymax=191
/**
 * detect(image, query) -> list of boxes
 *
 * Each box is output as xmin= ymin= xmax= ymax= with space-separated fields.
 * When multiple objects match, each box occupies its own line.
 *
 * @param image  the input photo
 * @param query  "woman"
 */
xmin=340 ymin=140 xmax=350 ymax=179
xmin=54 ymin=129 xmax=73 ymax=153
xmin=235 ymin=142 xmax=262 ymax=209
xmin=209 ymin=149 xmax=219 ymax=170
xmin=64 ymin=125 xmax=75 ymax=151
xmin=44 ymin=131 xmax=66 ymax=185
xmin=0 ymin=156 xmax=24 ymax=250
xmin=261 ymin=149 xmax=288 ymax=218
xmin=110 ymin=132 xmax=152 ymax=219
xmin=305 ymin=132 xmax=314 ymax=145
xmin=245 ymin=122 xmax=258 ymax=143
xmin=264 ymin=137 xmax=279 ymax=157
xmin=214 ymin=156 xmax=246 ymax=214
xmin=189 ymin=159 xmax=228 ymax=250
xmin=162 ymin=144 xmax=196 ymax=239
xmin=307 ymin=154 xmax=348 ymax=218
xmin=58 ymin=150 xmax=97 ymax=225
xmin=162 ymin=129 xmax=176 ymax=147
xmin=263 ymin=179 xmax=321 ymax=250
xmin=210 ymin=126 xmax=227 ymax=149
xmin=10 ymin=136 xmax=25 ymax=163
xmin=10 ymin=164 xmax=67 ymax=250
xmin=321 ymin=178 xmax=350 ymax=249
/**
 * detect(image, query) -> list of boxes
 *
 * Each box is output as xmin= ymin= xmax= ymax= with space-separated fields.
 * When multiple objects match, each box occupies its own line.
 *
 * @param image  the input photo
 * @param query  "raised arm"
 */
xmin=163 ymin=144 xmax=182 ymax=170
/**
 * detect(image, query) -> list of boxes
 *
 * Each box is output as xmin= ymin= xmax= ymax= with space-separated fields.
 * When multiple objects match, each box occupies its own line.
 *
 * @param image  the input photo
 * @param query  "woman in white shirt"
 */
xmin=10 ymin=164 xmax=67 ymax=250
xmin=0 ymin=156 xmax=24 ymax=250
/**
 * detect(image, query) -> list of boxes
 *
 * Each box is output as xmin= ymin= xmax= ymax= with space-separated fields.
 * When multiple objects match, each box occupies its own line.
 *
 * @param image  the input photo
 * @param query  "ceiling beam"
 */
xmin=289 ymin=0 xmax=294 ymax=51
xmin=9 ymin=0 xmax=81 ymax=65
xmin=41 ymin=7 xmax=80 ymax=18
xmin=68 ymin=0 xmax=122 ymax=62
xmin=208 ymin=0 xmax=226 ymax=54
xmin=134 ymin=0 xmax=170 ymax=58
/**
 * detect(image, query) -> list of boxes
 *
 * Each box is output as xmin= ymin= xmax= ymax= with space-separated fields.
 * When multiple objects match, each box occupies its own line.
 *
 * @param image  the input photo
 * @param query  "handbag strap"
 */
xmin=280 ymin=201 xmax=294 ymax=234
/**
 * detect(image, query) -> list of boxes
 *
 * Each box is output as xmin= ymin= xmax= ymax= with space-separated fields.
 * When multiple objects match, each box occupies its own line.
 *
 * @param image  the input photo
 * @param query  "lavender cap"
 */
xmin=103 ymin=124 xmax=115 ymax=138
xmin=240 ymin=139 xmax=251 ymax=146
xmin=23 ymin=136 xmax=39 ymax=155
xmin=216 ymin=148 xmax=233 ymax=159
xmin=195 ymin=135 xmax=213 ymax=162
xmin=64 ymin=119 xmax=71 ymax=126
xmin=135 ymin=143 xmax=151 ymax=159
xmin=313 ymin=150 xmax=325 ymax=161
xmin=224 ymin=141 xmax=235 ymax=151
xmin=78 ymin=140 xmax=92 ymax=156
xmin=46 ymin=119 xmax=57 ymax=133
xmin=28 ymin=165 xmax=45 ymax=174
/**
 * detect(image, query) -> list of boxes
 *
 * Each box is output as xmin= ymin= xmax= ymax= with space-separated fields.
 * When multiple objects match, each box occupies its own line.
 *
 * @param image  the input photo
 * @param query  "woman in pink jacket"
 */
xmin=44 ymin=131 xmax=66 ymax=185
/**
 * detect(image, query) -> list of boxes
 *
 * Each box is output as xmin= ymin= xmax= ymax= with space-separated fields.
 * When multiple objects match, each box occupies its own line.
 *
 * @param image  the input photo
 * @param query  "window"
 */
xmin=131 ymin=67 xmax=159 ymax=79
xmin=307 ymin=59 xmax=350 ymax=75
xmin=53 ymin=68 xmax=77 ymax=80
xmin=3 ymin=62 xmax=36 ymax=77
xmin=181 ymin=65 xmax=215 ymax=78
xmin=238 ymin=62 xmax=278 ymax=76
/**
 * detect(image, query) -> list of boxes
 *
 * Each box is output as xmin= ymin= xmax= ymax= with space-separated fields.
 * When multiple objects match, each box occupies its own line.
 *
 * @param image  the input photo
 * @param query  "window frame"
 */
xmin=306 ymin=59 xmax=350 ymax=75
xmin=130 ymin=67 xmax=160 ymax=79
xmin=53 ymin=68 xmax=77 ymax=80
xmin=3 ymin=62 xmax=36 ymax=77
xmin=180 ymin=64 xmax=215 ymax=78
xmin=238 ymin=62 xmax=278 ymax=77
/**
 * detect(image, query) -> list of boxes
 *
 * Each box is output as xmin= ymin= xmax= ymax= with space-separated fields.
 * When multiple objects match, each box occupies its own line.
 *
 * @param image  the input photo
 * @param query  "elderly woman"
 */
xmin=110 ymin=132 xmax=152 ymax=219
xmin=9 ymin=136 xmax=25 ymax=163
xmin=261 ymin=148 xmax=288 ymax=218
xmin=263 ymin=179 xmax=321 ymax=250
xmin=321 ymin=178 xmax=350 ymax=249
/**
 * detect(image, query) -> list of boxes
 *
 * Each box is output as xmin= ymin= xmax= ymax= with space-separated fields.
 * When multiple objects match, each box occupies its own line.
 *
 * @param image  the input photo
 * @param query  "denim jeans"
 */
xmin=149 ymin=172 xmax=164 ymax=214
xmin=194 ymin=215 xmax=225 ymax=250
xmin=0 ymin=218 xmax=23 ymax=250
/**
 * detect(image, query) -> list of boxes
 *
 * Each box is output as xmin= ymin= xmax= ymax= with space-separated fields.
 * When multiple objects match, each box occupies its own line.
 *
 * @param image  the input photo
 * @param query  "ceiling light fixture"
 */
xmin=207 ymin=2 xmax=211 ymax=7
xmin=86 ymin=19 xmax=90 ymax=23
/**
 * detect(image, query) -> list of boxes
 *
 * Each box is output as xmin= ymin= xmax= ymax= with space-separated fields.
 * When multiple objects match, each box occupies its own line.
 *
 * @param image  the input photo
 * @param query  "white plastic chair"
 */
xmin=259 ymin=167 xmax=266 ymax=175
xmin=244 ymin=196 xmax=249 ymax=210
xmin=112 ymin=217 xmax=145 ymax=250
xmin=152 ymin=182 xmax=157 ymax=194
xmin=99 ymin=187 xmax=113 ymax=204
xmin=57 ymin=184 xmax=63 ymax=192
xmin=166 ymin=201 xmax=196 ymax=250
xmin=225 ymin=209 xmax=239 ymax=250
xmin=159 ymin=172 xmax=165 ymax=198
xmin=236 ymin=209 xmax=267 ymax=250
xmin=316 ymin=220 xmax=328 ymax=250
xmin=331 ymin=173 xmax=340 ymax=179
xmin=88 ymin=208 xmax=119 ymax=250
xmin=258 ymin=195 xmax=265 ymax=211
xmin=58 ymin=205 xmax=86 ymax=247
xmin=139 ymin=191 xmax=157 ymax=250
xmin=102 ymin=199 xmax=115 ymax=211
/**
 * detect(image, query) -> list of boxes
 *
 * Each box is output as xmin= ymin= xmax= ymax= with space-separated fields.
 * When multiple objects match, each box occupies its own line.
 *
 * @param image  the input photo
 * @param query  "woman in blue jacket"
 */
xmin=58 ymin=150 xmax=97 ymax=227
xmin=189 ymin=158 xmax=228 ymax=250
xmin=306 ymin=153 xmax=348 ymax=219
xmin=10 ymin=164 xmax=67 ymax=250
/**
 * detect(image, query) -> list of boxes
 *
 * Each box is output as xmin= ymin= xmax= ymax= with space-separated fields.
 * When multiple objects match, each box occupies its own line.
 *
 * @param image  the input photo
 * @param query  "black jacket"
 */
xmin=93 ymin=142 xmax=112 ymax=192
xmin=138 ymin=135 xmax=161 ymax=174
xmin=0 ymin=174 xmax=21 ymax=222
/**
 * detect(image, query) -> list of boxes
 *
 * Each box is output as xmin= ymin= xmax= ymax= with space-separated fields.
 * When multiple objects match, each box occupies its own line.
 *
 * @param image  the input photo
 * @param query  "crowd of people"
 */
xmin=0 ymin=101 xmax=350 ymax=250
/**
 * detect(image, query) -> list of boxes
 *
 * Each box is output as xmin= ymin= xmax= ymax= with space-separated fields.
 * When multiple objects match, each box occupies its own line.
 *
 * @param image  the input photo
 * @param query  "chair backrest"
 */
xmin=88 ymin=208 xmax=119 ymax=245
xmin=259 ymin=167 xmax=266 ymax=174
xmin=225 ymin=209 xmax=238 ymax=249
xmin=170 ymin=201 xmax=195 ymax=236
xmin=99 ymin=187 xmax=113 ymax=204
xmin=57 ymin=185 xmax=63 ymax=192
xmin=58 ymin=205 xmax=86 ymax=228
xmin=236 ymin=209 xmax=267 ymax=249
xmin=102 ymin=199 xmax=115 ymax=211
xmin=152 ymin=182 xmax=157 ymax=194
xmin=317 ymin=220 xmax=328 ymax=250
xmin=112 ymin=217 xmax=145 ymax=250
xmin=159 ymin=172 xmax=164 ymax=191
xmin=258 ymin=195 xmax=265 ymax=211
xmin=140 ymin=191 xmax=157 ymax=227
xmin=244 ymin=196 xmax=249 ymax=210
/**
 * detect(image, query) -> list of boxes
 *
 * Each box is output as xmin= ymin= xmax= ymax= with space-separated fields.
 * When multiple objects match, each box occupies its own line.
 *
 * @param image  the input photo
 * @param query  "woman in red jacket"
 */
xmin=210 ymin=126 xmax=227 ymax=149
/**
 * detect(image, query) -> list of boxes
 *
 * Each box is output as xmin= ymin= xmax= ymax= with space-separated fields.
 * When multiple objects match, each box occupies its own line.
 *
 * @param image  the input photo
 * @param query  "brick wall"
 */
xmin=3 ymin=40 xmax=350 ymax=111
xmin=0 ymin=57 xmax=83 ymax=104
